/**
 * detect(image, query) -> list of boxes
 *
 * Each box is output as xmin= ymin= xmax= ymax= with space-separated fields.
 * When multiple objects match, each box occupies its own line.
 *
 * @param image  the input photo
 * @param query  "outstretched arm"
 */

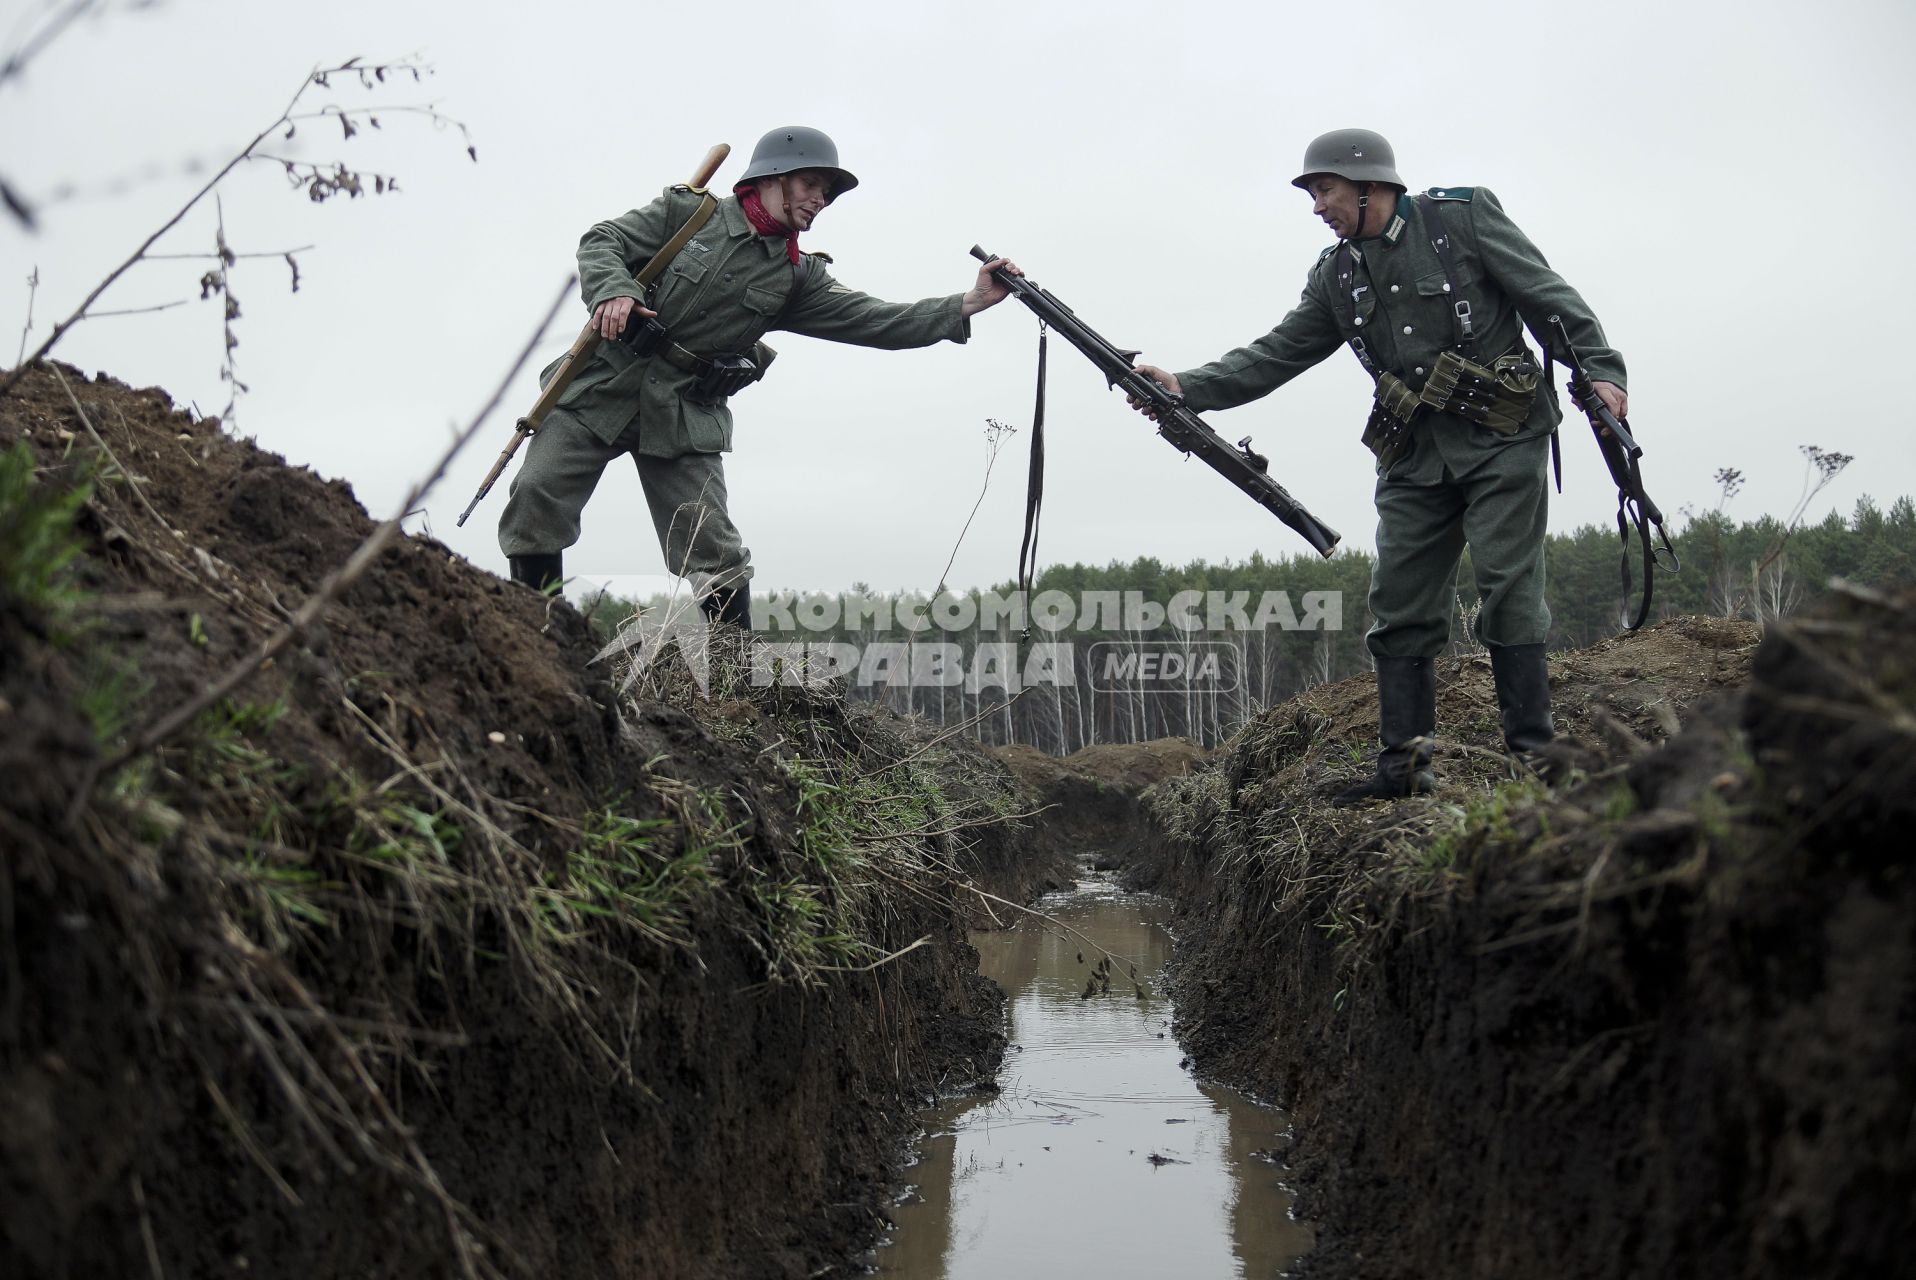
xmin=1152 ymin=274 xmax=1344 ymax=415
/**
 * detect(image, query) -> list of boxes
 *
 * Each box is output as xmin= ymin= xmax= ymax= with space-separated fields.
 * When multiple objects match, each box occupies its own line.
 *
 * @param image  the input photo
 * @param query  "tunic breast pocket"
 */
xmin=1414 ymin=269 xmax=1454 ymax=300
xmin=728 ymin=284 xmax=791 ymax=347
xmin=741 ymin=284 xmax=788 ymax=317
xmin=1416 ymin=267 xmax=1481 ymax=342
xmin=656 ymin=256 xmax=709 ymax=309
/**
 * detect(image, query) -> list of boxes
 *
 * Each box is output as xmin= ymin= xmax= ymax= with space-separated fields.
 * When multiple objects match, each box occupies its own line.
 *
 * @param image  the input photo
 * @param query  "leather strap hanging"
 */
xmin=1016 ymin=322 xmax=1048 ymax=641
xmin=635 ymin=188 xmax=720 ymax=292
xmin=1415 ymin=194 xmax=1478 ymax=357
xmin=516 ymin=190 xmax=718 ymax=438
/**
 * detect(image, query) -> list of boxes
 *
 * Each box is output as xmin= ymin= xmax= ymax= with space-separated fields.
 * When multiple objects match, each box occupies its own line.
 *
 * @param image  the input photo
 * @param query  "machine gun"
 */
xmin=969 ymin=246 xmax=1340 ymax=558
xmin=1546 ymin=314 xmax=1678 ymax=630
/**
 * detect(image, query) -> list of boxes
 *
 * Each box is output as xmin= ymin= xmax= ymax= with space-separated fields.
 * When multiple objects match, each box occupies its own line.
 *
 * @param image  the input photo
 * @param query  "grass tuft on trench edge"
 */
xmin=2 ymin=440 xmax=1023 ymax=1278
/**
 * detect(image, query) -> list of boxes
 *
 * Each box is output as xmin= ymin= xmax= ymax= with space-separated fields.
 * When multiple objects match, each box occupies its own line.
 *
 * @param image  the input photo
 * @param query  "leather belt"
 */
xmin=658 ymin=342 xmax=717 ymax=377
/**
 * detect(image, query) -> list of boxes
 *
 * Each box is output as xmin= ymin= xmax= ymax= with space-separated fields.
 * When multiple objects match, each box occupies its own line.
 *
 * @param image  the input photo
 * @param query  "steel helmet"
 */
xmin=1292 ymin=129 xmax=1404 ymax=190
xmin=737 ymin=126 xmax=859 ymax=200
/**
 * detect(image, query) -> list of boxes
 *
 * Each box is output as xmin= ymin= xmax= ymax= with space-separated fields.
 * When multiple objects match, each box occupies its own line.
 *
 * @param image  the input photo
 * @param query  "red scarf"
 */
xmin=735 ymin=184 xmax=800 ymax=264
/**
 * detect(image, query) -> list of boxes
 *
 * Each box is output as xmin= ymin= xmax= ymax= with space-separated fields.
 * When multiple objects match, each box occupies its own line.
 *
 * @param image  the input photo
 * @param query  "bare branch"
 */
xmin=17 ymin=267 xmax=37 ymax=364
xmin=85 ymin=298 xmax=190 ymax=319
xmin=144 ymin=245 xmax=315 ymax=261
xmin=934 ymin=417 xmax=1017 ymax=596
xmin=0 ymin=54 xmax=451 ymax=398
xmin=213 ymin=195 xmax=244 ymax=421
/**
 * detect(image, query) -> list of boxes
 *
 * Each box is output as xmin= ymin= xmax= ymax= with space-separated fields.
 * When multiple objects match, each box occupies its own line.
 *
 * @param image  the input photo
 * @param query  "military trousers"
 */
xmin=496 ymin=407 xmax=751 ymax=587
xmin=1366 ymin=432 xmax=1551 ymax=659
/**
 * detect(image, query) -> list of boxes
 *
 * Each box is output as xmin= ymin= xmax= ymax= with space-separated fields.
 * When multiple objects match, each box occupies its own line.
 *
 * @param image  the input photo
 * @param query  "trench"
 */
xmin=875 ymin=873 xmax=1314 ymax=1277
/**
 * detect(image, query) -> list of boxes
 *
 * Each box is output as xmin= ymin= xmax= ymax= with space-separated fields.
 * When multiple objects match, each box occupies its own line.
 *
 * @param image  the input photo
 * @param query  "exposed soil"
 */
xmin=1135 ymin=602 xmax=1916 ymax=1278
xmin=0 ymin=364 xmax=1061 ymax=1279
xmin=989 ymin=737 xmax=1206 ymax=872
xmin=15 ymin=360 xmax=1908 ymax=1280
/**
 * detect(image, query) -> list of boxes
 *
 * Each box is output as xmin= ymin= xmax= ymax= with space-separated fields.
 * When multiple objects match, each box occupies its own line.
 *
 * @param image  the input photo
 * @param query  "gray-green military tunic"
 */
xmin=1175 ymin=187 xmax=1624 ymax=658
xmin=499 ymin=185 xmax=971 ymax=584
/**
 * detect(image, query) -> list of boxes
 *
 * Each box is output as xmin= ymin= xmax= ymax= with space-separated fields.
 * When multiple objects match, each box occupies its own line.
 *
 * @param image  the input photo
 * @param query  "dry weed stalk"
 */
xmin=1 ymin=54 xmax=474 ymax=400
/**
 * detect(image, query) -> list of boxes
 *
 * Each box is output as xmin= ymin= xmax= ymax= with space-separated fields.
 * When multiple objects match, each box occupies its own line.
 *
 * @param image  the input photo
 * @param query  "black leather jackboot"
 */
xmin=508 ymin=552 xmax=564 ymax=594
xmin=701 ymin=584 xmax=752 ymax=631
xmin=1333 ymin=655 xmax=1437 ymax=805
xmin=1488 ymin=642 xmax=1554 ymax=754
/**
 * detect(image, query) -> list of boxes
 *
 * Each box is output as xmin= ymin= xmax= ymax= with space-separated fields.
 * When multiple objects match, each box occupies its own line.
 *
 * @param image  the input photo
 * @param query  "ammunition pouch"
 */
xmin=1362 ymin=372 xmax=1422 ymax=470
xmin=692 ymin=355 xmax=759 ymax=404
xmin=1417 ymin=348 xmax=1541 ymax=435
xmin=617 ymin=313 xmax=671 ymax=357
xmin=672 ymin=340 xmax=779 ymax=405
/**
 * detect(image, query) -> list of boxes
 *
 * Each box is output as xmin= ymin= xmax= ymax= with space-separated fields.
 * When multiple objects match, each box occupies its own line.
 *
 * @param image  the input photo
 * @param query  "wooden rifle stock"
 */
xmin=455 ymin=143 xmax=732 ymax=528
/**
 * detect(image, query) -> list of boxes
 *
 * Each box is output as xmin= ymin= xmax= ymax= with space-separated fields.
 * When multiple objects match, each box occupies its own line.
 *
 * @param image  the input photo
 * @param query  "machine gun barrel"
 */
xmin=970 ymin=246 xmax=1340 ymax=558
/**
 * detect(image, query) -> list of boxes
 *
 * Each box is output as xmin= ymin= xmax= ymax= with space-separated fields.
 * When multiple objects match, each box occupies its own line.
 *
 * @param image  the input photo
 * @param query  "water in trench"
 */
xmin=877 ymin=875 xmax=1313 ymax=1277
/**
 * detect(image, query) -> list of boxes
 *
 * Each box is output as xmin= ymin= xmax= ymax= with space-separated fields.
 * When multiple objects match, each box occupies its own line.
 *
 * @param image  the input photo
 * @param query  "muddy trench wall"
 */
xmin=0 ymin=366 xmax=1077 ymax=1280
xmin=1137 ymin=608 xmax=1916 ymax=1280
xmin=12 ymin=880 xmax=1012 ymax=1279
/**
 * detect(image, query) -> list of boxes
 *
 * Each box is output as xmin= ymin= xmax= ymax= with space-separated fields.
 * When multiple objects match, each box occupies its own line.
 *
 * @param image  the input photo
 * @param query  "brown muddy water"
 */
xmin=876 ymin=876 xmax=1313 ymax=1277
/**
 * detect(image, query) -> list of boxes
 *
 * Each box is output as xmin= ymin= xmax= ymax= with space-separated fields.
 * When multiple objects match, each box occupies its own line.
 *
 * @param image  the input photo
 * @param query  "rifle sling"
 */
xmin=1537 ymin=332 xmax=1676 ymax=633
xmin=521 ymin=191 xmax=719 ymax=434
xmin=1611 ymin=427 xmax=1679 ymax=632
xmin=635 ymin=189 xmax=718 ymax=292
xmin=1017 ymin=323 xmax=1047 ymax=640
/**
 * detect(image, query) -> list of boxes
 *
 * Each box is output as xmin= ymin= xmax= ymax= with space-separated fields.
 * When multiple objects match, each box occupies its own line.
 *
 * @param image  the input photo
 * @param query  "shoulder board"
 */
xmin=802 ymin=250 xmax=835 ymax=264
xmin=1424 ymin=186 xmax=1475 ymax=202
xmin=1316 ymin=245 xmax=1337 ymax=264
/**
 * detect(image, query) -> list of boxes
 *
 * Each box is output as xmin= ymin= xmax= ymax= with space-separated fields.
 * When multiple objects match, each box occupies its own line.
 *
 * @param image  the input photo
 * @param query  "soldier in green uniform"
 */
xmin=1132 ymin=129 xmax=1627 ymax=799
xmin=499 ymin=126 xmax=1020 ymax=627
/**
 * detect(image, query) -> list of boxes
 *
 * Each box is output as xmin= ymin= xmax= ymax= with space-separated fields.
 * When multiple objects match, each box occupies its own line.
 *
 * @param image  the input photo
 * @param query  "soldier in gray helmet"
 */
xmin=499 ymin=126 xmax=1021 ymax=628
xmin=1132 ymin=128 xmax=1626 ymax=800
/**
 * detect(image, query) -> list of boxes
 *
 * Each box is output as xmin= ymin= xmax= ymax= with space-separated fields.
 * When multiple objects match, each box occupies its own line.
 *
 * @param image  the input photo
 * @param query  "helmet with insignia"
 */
xmin=1292 ymin=129 xmax=1404 ymax=190
xmin=738 ymin=126 xmax=859 ymax=202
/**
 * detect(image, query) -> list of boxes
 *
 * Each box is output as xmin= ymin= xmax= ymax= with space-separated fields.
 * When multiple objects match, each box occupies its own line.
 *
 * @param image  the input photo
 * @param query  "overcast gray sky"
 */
xmin=6 ymin=0 xmax=1913 ymax=601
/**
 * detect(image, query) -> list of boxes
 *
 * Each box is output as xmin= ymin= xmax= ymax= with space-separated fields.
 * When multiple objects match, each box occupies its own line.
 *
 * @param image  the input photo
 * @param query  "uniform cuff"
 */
xmin=1173 ymin=371 xmax=1219 ymax=413
xmin=947 ymin=294 xmax=972 ymax=344
xmin=1579 ymin=356 xmax=1626 ymax=390
xmin=585 ymin=285 xmax=644 ymax=311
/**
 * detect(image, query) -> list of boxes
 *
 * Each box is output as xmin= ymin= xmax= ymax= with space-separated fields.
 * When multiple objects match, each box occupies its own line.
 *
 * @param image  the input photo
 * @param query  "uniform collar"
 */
xmin=1384 ymin=192 xmax=1413 ymax=245
xmin=717 ymin=194 xmax=752 ymax=239
xmin=1337 ymin=192 xmax=1416 ymax=264
xmin=1360 ymin=192 xmax=1415 ymax=248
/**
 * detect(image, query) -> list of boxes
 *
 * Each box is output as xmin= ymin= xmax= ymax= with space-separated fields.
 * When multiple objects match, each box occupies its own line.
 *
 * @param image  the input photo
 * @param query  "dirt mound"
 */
xmin=1201 ymin=613 xmax=1759 ymax=810
xmin=1138 ymin=602 xmax=1913 ymax=1279
xmin=990 ymin=737 xmax=1207 ymax=870
xmin=0 ymin=363 xmax=1043 ymax=1279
